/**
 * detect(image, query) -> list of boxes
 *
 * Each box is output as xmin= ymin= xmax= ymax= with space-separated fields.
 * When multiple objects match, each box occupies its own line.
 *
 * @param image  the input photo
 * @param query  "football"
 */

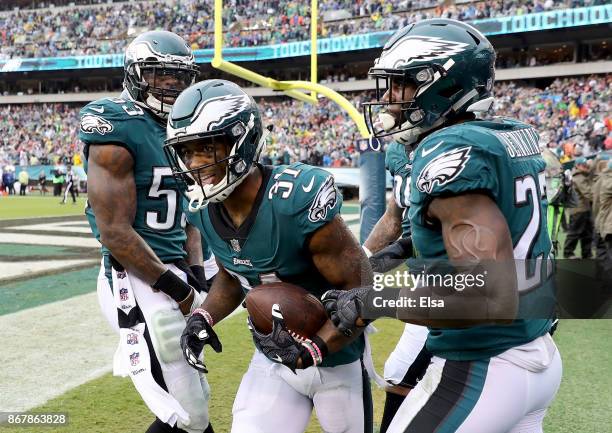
xmin=245 ymin=282 xmax=328 ymax=339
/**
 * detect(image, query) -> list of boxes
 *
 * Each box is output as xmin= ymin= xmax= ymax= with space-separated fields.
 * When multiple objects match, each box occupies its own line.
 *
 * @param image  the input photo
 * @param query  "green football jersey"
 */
xmin=79 ymin=94 xmax=186 ymax=263
xmin=408 ymin=118 xmax=553 ymax=360
xmin=385 ymin=141 xmax=412 ymax=237
xmin=187 ymin=163 xmax=365 ymax=367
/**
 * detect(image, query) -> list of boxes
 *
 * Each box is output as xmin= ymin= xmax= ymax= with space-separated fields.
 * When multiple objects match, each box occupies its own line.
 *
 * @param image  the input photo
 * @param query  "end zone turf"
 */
xmin=0 ymin=316 xmax=609 ymax=433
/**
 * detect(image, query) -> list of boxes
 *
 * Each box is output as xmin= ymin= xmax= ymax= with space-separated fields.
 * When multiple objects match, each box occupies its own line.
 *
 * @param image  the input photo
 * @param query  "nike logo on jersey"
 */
xmin=89 ymin=106 xmax=104 ymax=114
xmin=302 ymin=177 xmax=315 ymax=192
xmin=421 ymin=140 xmax=444 ymax=157
xmin=272 ymin=355 xmax=284 ymax=363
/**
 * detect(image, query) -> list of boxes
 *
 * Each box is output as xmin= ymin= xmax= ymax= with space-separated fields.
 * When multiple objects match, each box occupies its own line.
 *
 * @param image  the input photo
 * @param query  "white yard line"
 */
xmin=0 ymin=292 xmax=117 ymax=412
xmin=9 ymin=222 xmax=92 ymax=234
xmin=0 ymin=233 xmax=100 ymax=248
xmin=0 ymin=259 xmax=98 ymax=281
xmin=0 ymin=293 xmax=244 ymax=412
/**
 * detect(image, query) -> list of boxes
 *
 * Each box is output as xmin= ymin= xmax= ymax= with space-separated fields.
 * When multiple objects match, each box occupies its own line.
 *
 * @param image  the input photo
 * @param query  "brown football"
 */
xmin=245 ymin=282 xmax=327 ymax=339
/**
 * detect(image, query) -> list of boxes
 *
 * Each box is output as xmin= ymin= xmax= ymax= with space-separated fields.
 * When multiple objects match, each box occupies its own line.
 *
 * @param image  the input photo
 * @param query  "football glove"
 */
xmin=321 ymin=287 xmax=371 ymax=337
xmin=369 ymin=237 xmax=414 ymax=273
xmin=187 ymin=264 xmax=209 ymax=293
xmin=180 ymin=308 xmax=222 ymax=373
xmin=247 ymin=304 xmax=325 ymax=372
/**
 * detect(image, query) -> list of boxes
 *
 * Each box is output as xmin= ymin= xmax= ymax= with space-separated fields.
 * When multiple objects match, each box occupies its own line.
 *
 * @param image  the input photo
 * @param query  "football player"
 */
xmin=363 ymin=141 xmax=430 ymax=433
xmin=79 ymin=31 xmax=214 ymax=433
xmin=165 ymin=79 xmax=374 ymax=433
xmin=324 ymin=19 xmax=562 ymax=433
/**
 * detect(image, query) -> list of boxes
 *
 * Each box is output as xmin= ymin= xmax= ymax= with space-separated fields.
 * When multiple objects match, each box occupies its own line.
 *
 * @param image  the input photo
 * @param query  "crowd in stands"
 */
xmin=0 ymin=75 xmax=610 ymax=171
xmin=0 ymin=0 xmax=586 ymax=60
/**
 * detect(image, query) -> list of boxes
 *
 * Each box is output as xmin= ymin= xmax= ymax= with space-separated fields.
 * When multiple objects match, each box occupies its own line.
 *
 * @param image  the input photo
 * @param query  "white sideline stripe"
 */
xmin=10 ymin=222 xmax=92 ymax=234
xmin=0 ymin=259 xmax=97 ymax=281
xmin=0 ymin=233 xmax=100 ymax=248
xmin=0 ymin=292 xmax=117 ymax=412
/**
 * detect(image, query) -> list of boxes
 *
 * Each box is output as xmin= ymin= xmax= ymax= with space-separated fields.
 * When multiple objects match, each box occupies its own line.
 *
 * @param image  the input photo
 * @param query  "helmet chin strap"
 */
xmin=378 ymin=111 xmax=445 ymax=147
xmin=145 ymin=94 xmax=172 ymax=116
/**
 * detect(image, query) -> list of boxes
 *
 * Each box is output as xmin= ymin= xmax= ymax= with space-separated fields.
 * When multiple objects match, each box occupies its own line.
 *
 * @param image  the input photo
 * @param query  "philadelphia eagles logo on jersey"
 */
xmin=416 ymin=146 xmax=472 ymax=194
xmin=80 ymin=114 xmax=114 ymax=135
xmin=192 ymin=94 xmax=251 ymax=131
xmin=308 ymin=176 xmax=338 ymax=223
xmin=376 ymin=36 xmax=469 ymax=69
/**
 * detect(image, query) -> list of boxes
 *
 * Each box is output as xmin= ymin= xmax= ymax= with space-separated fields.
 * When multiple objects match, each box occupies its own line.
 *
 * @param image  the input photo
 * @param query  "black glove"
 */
xmin=321 ymin=287 xmax=371 ymax=337
xmin=369 ymin=237 xmax=414 ymax=273
xmin=180 ymin=309 xmax=222 ymax=373
xmin=247 ymin=304 xmax=325 ymax=371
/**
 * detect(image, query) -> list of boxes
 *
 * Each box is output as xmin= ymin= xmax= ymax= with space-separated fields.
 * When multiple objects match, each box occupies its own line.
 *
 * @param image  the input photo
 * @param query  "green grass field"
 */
xmin=0 ymin=315 xmax=610 ymax=433
xmin=0 ymin=196 xmax=610 ymax=433
xmin=0 ymin=195 xmax=88 ymax=220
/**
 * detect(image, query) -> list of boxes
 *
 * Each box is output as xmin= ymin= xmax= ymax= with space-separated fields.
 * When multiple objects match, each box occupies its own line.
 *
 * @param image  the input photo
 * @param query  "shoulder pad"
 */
xmin=413 ymin=126 xmax=501 ymax=197
xmin=269 ymin=163 xmax=342 ymax=233
xmin=79 ymin=97 xmax=146 ymax=145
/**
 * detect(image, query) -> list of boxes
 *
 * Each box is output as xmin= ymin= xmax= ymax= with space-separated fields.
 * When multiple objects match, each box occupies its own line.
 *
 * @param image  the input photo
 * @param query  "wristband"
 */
xmin=152 ymin=269 xmax=192 ymax=303
xmin=362 ymin=246 xmax=373 ymax=258
xmin=193 ymin=308 xmax=214 ymax=327
xmin=300 ymin=335 xmax=328 ymax=368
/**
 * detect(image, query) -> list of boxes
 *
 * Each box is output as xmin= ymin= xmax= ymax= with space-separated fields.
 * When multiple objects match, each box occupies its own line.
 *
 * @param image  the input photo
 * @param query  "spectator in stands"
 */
xmin=564 ymin=157 xmax=595 ymax=258
xmin=0 ymin=0 xmax=577 ymax=59
xmin=18 ymin=169 xmax=28 ymax=195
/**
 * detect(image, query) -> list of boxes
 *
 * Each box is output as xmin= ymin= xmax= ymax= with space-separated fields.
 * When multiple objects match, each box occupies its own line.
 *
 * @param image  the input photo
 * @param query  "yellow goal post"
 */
xmin=212 ymin=0 xmax=371 ymax=138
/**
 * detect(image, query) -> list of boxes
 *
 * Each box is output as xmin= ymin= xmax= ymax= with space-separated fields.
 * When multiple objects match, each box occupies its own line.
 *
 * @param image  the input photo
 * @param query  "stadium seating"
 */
xmin=1 ymin=75 xmax=609 ymax=169
xmin=0 ymin=0 xmax=576 ymax=59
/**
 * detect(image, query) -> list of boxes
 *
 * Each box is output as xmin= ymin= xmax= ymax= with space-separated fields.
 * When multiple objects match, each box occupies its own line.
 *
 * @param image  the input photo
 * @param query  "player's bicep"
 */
xmin=428 ymin=193 xmax=514 ymax=261
xmin=308 ymin=214 xmax=373 ymax=289
xmin=428 ymin=193 xmax=518 ymax=320
xmin=87 ymin=144 xmax=136 ymax=232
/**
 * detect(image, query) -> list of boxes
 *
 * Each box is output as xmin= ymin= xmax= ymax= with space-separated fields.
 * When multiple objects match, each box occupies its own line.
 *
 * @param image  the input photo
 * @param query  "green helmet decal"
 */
xmin=165 ymin=79 xmax=269 ymax=211
xmin=363 ymin=19 xmax=496 ymax=147
xmin=124 ymin=30 xmax=199 ymax=121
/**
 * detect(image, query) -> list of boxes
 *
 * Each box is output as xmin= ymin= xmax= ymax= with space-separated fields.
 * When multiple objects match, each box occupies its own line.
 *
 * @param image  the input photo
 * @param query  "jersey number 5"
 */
xmin=146 ymin=167 xmax=178 ymax=231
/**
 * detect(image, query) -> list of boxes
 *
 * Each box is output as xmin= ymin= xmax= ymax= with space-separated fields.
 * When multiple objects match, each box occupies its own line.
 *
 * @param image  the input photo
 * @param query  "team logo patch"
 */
xmin=80 ymin=114 xmax=114 ymax=135
xmin=230 ymin=239 xmax=241 ymax=253
xmin=116 ymin=270 xmax=127 ymax=279
xmin=308 ymin=176 xmax=338 ymax=223
xmin=119 ymin=288 xmax=129 ymax=302
xmin=129 ymin=352 xmax=140 ymax=366
xmin=376 ymin=36 xmax=469 ymax=69
xmin=416 ymin=146 xmax=472 ymax=194
xmin=127 ymin=333 xmax=138 ymax=345
xmin=192 ymin=94 xmax=251 ymax=131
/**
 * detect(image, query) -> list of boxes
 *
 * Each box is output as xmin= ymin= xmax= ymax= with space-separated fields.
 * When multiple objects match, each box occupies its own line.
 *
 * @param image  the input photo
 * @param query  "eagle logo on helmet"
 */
xmin=80 ymin=114 xmax=114 ymax=135
xmin=308 ymin=176 xmax=338 ymax=222
xmin=192 ymin=94 xmax=252 ymax=131
xmin=376 ymin=36 xmax=469 ymax=69
xmin=416 ymin=146 xmax=472 ymax=194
